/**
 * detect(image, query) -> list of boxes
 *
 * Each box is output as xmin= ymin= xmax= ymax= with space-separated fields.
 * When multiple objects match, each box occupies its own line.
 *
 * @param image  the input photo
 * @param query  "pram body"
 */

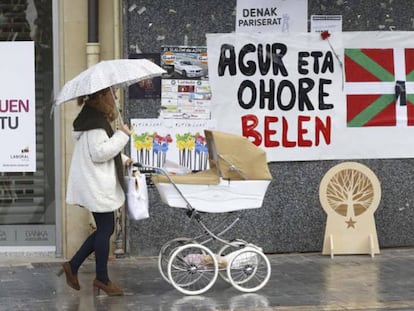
xmin=153 ymin=171 xmax=271 ymax=213
xmin=140 ymin=130 xmax=272 ymax=295
xmin=152 ymin=130 xmax=272 ymax=213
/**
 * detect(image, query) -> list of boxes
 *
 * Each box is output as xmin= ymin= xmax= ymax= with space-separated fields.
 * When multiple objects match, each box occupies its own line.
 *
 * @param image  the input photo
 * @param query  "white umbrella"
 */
xmin=54 ymin=58 xmax=166 ymax=105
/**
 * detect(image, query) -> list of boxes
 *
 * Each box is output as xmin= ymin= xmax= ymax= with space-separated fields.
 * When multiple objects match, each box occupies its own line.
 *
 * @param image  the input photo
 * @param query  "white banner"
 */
xmin=236 ymin=0 xmax=308 ymax=33
xmin=0 ymin=42 xmax=36 ymax=171
xmin=206 ymin=31 xmax=414 ymax=161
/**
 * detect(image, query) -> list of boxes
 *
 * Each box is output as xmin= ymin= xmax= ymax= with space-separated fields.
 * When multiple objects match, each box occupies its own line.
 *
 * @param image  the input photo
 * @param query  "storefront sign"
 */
xmin=0 ymin=225 xmax=55 ymax=246
xmin=0 ymin=42 xmax=36 ymax=172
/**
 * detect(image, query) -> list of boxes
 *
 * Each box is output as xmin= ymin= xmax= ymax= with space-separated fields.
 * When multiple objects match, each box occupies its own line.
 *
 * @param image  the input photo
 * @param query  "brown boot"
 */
xmin=57 ymin=262 xmax=80 ymax=290
xmin=93 ymin=279 xmax=124 ymax=296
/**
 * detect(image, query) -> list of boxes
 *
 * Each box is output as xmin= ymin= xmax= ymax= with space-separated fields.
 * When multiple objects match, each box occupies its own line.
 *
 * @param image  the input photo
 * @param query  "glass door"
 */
xmin=0 ymin=0 xmax=55 ymax=248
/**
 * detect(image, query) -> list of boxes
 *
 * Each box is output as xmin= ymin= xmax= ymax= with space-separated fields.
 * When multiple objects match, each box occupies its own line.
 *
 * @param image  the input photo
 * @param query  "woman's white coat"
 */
xmin=66 ymin=128 xmax=129 ymax=212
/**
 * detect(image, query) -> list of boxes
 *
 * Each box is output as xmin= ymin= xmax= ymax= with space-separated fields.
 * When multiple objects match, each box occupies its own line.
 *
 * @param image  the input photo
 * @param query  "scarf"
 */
xmin=73 ymin=104 xmax=124 ymax=190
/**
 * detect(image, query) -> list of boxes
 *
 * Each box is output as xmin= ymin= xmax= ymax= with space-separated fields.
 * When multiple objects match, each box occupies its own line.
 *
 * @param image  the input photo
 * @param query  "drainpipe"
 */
xmin=86 ymin=0 xmax=100 ymax=67
xmin=113 ymin=0 xmax=121 ymax=60
xmin=112 ymin=0 xmax=126 ymax=257
xmin=113 ymin=0 xmax=122 ymax=121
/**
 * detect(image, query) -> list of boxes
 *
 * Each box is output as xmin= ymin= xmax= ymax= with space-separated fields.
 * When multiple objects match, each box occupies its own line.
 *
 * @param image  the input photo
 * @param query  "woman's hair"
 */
xmin=77 ymin=87 xmax=117 ymax=122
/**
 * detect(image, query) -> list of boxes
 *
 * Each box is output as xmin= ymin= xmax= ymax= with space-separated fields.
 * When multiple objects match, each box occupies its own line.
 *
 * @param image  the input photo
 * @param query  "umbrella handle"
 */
xmin=116 ymin=105 xmax=124 ymax=125
xmin=110 ymin=86 xmax=125 ymax=126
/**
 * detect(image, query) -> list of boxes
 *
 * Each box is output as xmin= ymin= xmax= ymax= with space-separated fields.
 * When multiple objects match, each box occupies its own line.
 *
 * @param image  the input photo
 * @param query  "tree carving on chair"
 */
xmin=320 ymin=162 xmax=381 ymax=255
xmin=326 ymin=169 xmax=374 ymax=218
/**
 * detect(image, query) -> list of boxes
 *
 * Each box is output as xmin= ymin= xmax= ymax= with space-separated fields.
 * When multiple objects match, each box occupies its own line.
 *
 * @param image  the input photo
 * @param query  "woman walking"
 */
xmin=58 ymin=87 xmax=132 ymax=296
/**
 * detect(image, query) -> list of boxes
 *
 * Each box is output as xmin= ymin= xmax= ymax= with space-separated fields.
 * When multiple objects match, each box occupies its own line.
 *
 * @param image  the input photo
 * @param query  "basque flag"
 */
xmin=345 ymin=48 xmax=414 ymax=127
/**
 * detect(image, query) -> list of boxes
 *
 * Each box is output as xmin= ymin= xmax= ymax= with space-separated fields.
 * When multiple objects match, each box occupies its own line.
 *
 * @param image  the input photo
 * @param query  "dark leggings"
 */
xmin=69 ymin=211 xmax=115 ymax=284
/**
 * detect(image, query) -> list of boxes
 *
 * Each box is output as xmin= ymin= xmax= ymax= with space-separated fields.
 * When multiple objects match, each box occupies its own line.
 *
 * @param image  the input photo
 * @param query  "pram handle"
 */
xmin=132 ymin=162 xmax=195 ymax=213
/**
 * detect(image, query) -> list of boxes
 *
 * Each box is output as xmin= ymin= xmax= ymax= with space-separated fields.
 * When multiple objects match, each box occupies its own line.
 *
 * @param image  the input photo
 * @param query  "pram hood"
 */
xmin=152 ymin=130 xmax=272 ymax=185
xmin=205 ymin=130 xmax=272 ymax=180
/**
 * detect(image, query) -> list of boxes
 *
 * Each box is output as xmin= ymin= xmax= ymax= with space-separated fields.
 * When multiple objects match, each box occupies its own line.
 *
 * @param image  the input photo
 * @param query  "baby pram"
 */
xmin=137 ymin=130 xmax=273 ymax=295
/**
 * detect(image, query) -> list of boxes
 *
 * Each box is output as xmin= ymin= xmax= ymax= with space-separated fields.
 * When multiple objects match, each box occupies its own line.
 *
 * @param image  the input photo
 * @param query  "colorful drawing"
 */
xmin=194 ymin=134 xmax=209 ymax=171
xmin=152 ymin=133 xmax=173 ymax=167
xmin=176 ymin=132 xmax=208 ymax=171
xmin=132 ymin=132 xmax=172 ymax=167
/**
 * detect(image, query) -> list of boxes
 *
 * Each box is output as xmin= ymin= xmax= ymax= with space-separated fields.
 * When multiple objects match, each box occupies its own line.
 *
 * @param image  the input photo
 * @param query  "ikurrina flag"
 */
xmin=345 ymin=48 xmax=414 ymax=127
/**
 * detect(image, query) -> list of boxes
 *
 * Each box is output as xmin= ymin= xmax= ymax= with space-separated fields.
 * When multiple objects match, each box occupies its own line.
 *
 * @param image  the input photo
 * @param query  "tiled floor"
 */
xmin=0 ymin=248 xmax=413 ymax=310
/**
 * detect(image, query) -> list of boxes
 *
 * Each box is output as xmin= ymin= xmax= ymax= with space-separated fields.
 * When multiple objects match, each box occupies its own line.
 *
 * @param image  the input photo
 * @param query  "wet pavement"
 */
xmin=0 ymin=247 xmax=413 ymax=311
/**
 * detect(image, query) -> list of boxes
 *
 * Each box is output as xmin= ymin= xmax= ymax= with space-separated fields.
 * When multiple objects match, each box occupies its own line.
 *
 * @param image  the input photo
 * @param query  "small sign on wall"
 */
xmin=128 ymin=53 xmax=162 ymax=99
xmin=236 ymin=0 xmax=308 ymax=33
xmin=311 ymin=15 xmax=342 ymax=33
xmin=160 ymin=45 xmax=211 ymax=119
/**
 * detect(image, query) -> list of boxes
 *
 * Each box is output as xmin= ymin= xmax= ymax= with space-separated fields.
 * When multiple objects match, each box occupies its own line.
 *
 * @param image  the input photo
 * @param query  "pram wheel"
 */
xmin=217 ymin=239 xmax=246 ymax=283
xmin=158 ymin=237 xmax=195 ymax=283
xmin=167 ymin=243 xmax=218 ymax=295
xmin=226 ymin=247 xmax=271 ymax=293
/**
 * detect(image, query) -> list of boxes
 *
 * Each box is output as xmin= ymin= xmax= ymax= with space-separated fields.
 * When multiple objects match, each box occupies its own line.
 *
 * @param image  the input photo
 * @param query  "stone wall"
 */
xmin=122 ymin=0 xmax=414 ymax=256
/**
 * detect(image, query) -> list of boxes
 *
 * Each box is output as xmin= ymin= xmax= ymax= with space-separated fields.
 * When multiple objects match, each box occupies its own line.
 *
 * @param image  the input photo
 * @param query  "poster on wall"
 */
xmin=206 ymin=31 xmax=414 ymax=162
xmin=236 ymin=0 xmax=308 ymax=33
xmin=128 ymin=53 xmax=161 ymax=99
xmin=160 ymin=46 xmax=211 ymax=119
xmin=311 ymin=15 xmax=342 ymax=33
xmin=130 ymin=118 xmax=216 ymax=171
xmin=0 ymin=41 xmax=36 ymax=172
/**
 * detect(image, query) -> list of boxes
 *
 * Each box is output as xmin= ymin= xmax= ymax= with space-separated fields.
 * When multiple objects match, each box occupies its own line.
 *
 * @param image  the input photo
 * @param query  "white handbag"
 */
xmin=124 ymin=168 xmax=149 ymax=220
